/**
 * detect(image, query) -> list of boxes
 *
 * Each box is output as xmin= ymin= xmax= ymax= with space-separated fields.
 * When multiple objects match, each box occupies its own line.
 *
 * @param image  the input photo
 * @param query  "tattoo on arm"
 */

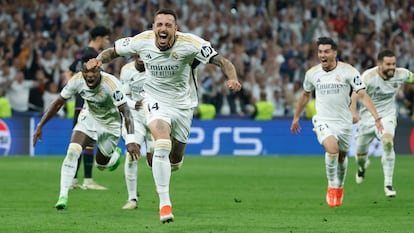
xmin=97 ymin=48 xmax=119 ymax=64
xmin=210 ymin=55 xmax=237 ymax=81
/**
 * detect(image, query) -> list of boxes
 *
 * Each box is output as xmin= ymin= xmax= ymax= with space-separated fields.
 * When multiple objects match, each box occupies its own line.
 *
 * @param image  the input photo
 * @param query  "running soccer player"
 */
xmin=33 ymin=64 xmax=140 ymax=210
xmin=87 ymin=8 xmax=241 ymax=223
xmin=119 ymin=55 xmax=154 ymax=210
xmin=351 ymin=49 xmax=413 ymax=197
xmin=290 ymin=37 xmax=383 ymax=207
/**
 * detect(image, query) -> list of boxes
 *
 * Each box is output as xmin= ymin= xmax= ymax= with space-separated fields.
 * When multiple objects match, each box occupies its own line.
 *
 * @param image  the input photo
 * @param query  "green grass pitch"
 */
xmin=0 ymin=155 xmax=413 ymax=233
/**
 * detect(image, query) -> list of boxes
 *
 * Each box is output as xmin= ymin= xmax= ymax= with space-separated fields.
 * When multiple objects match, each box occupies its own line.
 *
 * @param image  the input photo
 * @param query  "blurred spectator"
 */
xmin=271 ymin=88 xmax=286 ymax=117
xmin=4 ymin=70 xmax=39 ymax=114
xmin=0 ymin=1 xmax=414 ymax=118
xmin=0 ymin=86 xmax=11 ymax=118
xmin=28 ymin=69 xmax=49 ymax=112
xmin=195 ymin=94 xmax=216 ymax=120
xmin=251 ymin=91 xmax=273 ymax=120
xmin=43 ymin=81 xmax=65 ymax=117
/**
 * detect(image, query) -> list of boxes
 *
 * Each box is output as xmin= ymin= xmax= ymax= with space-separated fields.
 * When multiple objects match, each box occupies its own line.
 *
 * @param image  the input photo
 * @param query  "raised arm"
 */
xmin=210 ymin=55 xmax=241 ymax=92
xmin=33 ymin=96 xmax=67 ymax=146
xmin=86 ymin=47 xmax=120 ymax=69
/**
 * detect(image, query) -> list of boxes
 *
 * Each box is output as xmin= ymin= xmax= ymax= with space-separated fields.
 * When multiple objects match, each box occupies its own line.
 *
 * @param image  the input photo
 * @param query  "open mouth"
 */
xmin=159 ymin=33 xmax=168 ymax=44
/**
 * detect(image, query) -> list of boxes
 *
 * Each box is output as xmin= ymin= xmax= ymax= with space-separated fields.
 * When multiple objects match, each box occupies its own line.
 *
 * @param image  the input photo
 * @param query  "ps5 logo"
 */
xmin=188 ymin=127 xmax=263 ymax=155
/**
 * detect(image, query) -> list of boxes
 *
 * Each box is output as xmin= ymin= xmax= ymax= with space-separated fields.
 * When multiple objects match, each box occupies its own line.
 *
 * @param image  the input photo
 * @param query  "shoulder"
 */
xmin=361 ymin=66 xmax=378 ymax=81
xmin=305 ymin=64 xmax=322 ymax=76
xmin=132 ymin=30 xmax=154 ymax=41
xmin=120 ymin=61 xmax=136 ymax=73
xmin=101 ymin=72 xmax=121 ymax=91
xmin=68 ymin=72 xmax=83 ymax=83
xmin=176 ymin=31 xmax=208 ymax=48
xmin=395 ymin=67 xmax=411 ymax=77
xmin=337 ymin=61 xmax=359 ymax=73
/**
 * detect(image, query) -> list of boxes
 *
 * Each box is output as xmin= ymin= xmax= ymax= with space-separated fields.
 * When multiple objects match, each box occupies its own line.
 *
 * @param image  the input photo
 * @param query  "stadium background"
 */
xmin=1 ymin=1 xmax=414 ymax=157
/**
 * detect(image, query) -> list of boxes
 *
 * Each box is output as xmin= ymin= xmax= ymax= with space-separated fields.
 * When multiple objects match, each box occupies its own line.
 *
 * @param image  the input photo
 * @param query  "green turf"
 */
xmin=0 ymin=155 xmax=413 ymax=233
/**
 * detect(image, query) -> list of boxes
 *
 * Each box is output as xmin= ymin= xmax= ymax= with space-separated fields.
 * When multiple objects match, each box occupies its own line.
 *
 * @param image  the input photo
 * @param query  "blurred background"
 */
xmin=1 ymin=0 xmax=413 ymax=156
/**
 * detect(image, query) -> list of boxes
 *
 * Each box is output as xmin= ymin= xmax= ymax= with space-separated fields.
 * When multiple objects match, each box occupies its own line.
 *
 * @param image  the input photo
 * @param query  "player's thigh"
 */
xmin=170 ymin=107 xmax=193 ymax=143
xmin=143 ymin=97 xmax=172 ymax=138
xmin=73 ymin=109 xmax=98 ymax=142
xmin=378 ymin=115 xmax=397 ymax=138
xmin=313 ymin=118 xmax=351 ymax=153
xmin=96 ymin=123 xmax=121 ymax=157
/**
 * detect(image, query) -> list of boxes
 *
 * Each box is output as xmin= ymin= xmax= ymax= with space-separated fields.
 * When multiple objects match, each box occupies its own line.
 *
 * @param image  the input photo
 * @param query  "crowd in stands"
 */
xmin=1 ymin=0 xmax=414 ymax=119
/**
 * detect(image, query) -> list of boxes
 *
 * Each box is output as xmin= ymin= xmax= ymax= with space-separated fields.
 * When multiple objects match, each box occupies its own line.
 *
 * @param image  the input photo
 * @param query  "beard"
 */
xmin=382 ymin=69 xmax=395 ymax=80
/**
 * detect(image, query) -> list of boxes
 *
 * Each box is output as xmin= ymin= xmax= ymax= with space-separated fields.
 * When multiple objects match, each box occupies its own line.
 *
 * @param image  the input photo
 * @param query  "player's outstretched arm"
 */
xmin=33 ymin=96 xmax=66 ymax=146
xmin=350 ymin=91 xmax=360 ymax=124
xmin=210 ymin=55 xmax=242 ymax=92
xmin=357 ymin=89 xmax=383 ymax=133
xmin=291 ymin=91 xmax=311 ymax=134
xmin=118 ymin=103 xmax=140 ymax=160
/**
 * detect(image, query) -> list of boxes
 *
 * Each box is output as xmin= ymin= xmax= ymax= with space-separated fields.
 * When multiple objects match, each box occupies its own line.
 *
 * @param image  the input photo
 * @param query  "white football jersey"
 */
xmin=304 ymin=61 xmax=365 ymax=124
xmin=61 ymin=71 xmax=126 ymax=126
xmin=119 ymin=61 xmax=145 ymax=102
xmin=359 ymin=66 xmax=413 ymax=119
xmin=114 ymin=30 xmax=215 ymax=108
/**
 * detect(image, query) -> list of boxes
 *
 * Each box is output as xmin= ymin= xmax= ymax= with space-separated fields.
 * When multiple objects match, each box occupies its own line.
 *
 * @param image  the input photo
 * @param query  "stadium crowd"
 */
xmin=1 ymin=0 xmax=414 ymax=119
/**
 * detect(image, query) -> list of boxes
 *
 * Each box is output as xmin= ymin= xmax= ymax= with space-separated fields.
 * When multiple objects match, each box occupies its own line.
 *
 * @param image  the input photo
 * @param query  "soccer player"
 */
xmin=65 ymin=25 xmax=111 ymax=190
xmin=86 ymin=8 xmax=241 ymax=223
xmin=33 ymin=64 xmax=140 ymax=210
xmin=119 ymin=55 xmax=154 ymax=210
xmin=351 ymin=49 xmax=413 ymax=197
xmin=290 ymin=37 xmax=383 ymax=207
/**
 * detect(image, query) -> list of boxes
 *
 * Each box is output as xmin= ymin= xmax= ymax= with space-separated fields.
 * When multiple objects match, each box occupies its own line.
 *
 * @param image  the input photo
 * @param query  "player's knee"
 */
xmin=382 ymin=138 xmax=394 ymax=154
xmin=66 ymin=143 xmax=82 ymax=161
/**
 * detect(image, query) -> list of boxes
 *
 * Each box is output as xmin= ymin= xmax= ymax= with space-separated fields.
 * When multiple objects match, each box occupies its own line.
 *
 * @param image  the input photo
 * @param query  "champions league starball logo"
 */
xmin=0 ymin=119 xmax=11 ymax=155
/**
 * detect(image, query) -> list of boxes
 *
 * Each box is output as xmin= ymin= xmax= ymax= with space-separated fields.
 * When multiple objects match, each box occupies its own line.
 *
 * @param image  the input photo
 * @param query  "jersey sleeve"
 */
xmin=60 ymin=73 xmax=82 ymax=100
xmin=349 ymin=69 xmax=365 ymax=91
xmin=303 ymin=72 xmax=314 ymax=92
xmin=194 ymin=38 xmax=218 ymax=64
xmin=404 ymin=69 xmax=413 ymax=83
xmin=114 ymin=31 xmax=152 ymax=56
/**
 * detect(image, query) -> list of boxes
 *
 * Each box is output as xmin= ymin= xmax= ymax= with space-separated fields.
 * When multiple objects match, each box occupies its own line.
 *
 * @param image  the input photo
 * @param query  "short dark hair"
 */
xmin=155 ymin=9 xmax=177 ymax=22
xmin=377 ymin=49 xmax=395 ymax=62
xmin=90 ymin=26 xmax=110 ymax=40
xmin=316 ymin=37 xmax=337 ymax=50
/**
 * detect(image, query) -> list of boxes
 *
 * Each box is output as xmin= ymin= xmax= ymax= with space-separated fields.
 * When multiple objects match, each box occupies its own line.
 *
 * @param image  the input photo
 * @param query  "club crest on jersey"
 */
xmin=335 ymin=75 xmax=341 ymax=82
xmin=172 ymin=51 xmax=178 ymax=60
xmin=201 ymin=45 xmax=213 ymax=58
xmin=113 ymin=90 xmax=124 ymax=101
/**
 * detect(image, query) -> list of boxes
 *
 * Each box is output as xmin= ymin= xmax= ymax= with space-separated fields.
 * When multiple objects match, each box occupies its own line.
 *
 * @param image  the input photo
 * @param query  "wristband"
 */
xmin=125 ymin=134 xmax=136 ymax=145
xmin=375 ymin=117 xmax=382 ymax=122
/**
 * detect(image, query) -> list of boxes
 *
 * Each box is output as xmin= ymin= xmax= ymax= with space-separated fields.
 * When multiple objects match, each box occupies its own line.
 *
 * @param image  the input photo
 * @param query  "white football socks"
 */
xmin=124 ymin=152 xmax=138 ymax=201
xmin=59 ymin=143 xmax=82 ymax=197
xmin=152 ymin=139 xmax=172 ymax=209
xmin=325 ymin=152 xmax=339 ymax=188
